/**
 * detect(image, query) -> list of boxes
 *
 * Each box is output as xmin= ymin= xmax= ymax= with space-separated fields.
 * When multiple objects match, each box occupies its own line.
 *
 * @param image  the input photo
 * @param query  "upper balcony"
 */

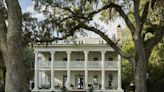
xmin=37 ymin=61 xmax=118 ymax=70
xmin=36 ymin=50 xmax=120 ymax=71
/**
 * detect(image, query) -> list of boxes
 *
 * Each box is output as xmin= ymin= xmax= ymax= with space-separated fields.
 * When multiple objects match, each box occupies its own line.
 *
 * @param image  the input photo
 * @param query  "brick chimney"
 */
xmin=116 ymin=25 xmax=122 ymax=44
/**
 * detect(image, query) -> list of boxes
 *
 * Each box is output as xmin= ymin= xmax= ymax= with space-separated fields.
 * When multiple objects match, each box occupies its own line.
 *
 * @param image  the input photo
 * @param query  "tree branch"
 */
xmin=34 ymin=22 xmax=82 ymax=43
xmin=140 ymin=1 xmax=149 ymax=28
xmin=140 ymin=0 xmax=157 ymax=29
xmin=134 ymin=0 xmax=140 ymax=30
xmin=145 ymin=26 xmax=164 ymax=58
xmin=53 ymin=4 xmax=75 ymax=15
xmin=60 ymin=15 xmax=74 ymax=23
xmin=55 ymin=2 xmax=135 ymax=34
xmin=88 ymin=2 xmax=135 ymax=33
xmin=111 ymin=3 xmax=135 ymax=33
xmin=53 ymin=4 xmax=92 ymax=21
xmin=80 ymin=23 xmax=134 ymax=62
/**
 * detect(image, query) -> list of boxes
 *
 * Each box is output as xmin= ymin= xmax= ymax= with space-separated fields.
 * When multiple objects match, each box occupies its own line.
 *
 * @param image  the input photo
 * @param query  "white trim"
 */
xmin=33 ymin=52 xmax=38 ymax=90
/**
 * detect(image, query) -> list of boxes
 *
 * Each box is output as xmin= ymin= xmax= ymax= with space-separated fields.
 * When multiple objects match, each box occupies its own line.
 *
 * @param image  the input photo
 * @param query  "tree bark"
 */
xmin=134 ymin=57 xmax=147 ymax=92
xmin=5 ymin=59 xmax=26 ymax=92
xmin=133 ymin=34 xmax=148 ymax=92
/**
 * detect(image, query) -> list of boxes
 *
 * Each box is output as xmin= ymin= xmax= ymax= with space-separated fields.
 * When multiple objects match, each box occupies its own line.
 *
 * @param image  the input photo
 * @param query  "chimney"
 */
xmin=116 ymin=25 xmax=122 ymax=44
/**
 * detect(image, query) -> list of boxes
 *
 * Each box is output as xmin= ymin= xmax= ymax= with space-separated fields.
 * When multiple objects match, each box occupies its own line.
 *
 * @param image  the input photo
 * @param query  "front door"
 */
xmin=75 ymin=75 xmax=84 ymax=89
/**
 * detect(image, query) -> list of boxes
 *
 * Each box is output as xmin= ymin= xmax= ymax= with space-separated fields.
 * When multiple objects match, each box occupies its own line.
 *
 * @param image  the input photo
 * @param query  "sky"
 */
xmin=19 ymin=0 xmax=45 ymax=20
xmin=19 ymin=0 xmax=126 ymax=38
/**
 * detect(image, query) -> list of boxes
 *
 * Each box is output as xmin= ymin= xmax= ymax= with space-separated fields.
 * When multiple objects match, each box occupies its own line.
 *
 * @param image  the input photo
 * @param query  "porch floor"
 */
xmin=69 ymin=89 xmax=86 ymax=92
xmin=31 ymin=89 xmax=124 ymax=92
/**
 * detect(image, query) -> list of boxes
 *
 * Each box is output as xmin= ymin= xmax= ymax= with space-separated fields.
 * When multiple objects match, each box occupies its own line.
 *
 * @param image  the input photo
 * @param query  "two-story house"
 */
xmin=31 ymin=25 xmax=124 ymax=92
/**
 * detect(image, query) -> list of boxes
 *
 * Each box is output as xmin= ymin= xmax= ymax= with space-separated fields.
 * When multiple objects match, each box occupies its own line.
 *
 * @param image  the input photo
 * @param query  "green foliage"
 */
xmin=147 ymin=0 xmax=164 ymax=25
xmin=121 ymin=28 xmax=134 ymax=90
xmin=22 ymin=12 xmax=57 ymax=44
xmin=122 ymin=28 xmax=135 ymax=56
xmin=122 ymin=29 xmax=164 ymax=91
xmin=23 ymin=47 xmax=35 ymax=80
xmin=147 ymin=45 xmax=164 ymax=92
xmin=122 ymin=59 xmax=134 ymax=90
xmin=142 ymin=0 xmax=164 ymax=42
xmin=149 ymin=40 xmax=164 ymax=64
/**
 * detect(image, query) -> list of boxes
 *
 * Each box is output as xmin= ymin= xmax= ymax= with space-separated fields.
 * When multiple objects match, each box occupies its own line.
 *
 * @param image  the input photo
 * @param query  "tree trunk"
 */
xmin=134 ymin=57 xmax=147 ymax=92
xmin=132 ymin=30 xmax=148 ymax=92
xmin=4 ymin=35 xmax=28 ymax=92
xmin=3 ymin=0 xmax=28 ymax=92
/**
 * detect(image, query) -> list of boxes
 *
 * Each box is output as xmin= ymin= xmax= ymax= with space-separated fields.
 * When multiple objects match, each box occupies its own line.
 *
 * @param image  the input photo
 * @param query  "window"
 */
xmin=93 ymin=57 xmax=98 ymax=61
xmin=76 ymin=59 xmax=80 ymax=61
xmin=48 ymin=57 xmax=51 ymax=61
xmin=99 ymin=40 xmax=103 ymax=44
xmin=108 ymin=57 xmax=113 ymax=61
xmin=63 ymin=57 xmax=67 ymax=61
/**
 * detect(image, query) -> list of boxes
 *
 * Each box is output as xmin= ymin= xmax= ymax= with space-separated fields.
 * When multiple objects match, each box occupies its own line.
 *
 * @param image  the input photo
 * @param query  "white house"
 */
xmin=31 ymin=26 xmax=124 ymax=92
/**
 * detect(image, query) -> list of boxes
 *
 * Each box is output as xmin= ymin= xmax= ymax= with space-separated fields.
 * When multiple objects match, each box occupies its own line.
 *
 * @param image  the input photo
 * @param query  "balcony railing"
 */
xmin=54 ymin=61 xmax=67 ymax=68
xmin=88 ymin=61 xmax=101 ymax=68
xmin=70 ymin=61 xmax=84 ymax=68
xmin=38 ymin=61 xmax=118 ymax=68
xmin=105 ymin=61 xmax=118 ymax=68
xmin=38 ymin=61 xmax=51 ymax=68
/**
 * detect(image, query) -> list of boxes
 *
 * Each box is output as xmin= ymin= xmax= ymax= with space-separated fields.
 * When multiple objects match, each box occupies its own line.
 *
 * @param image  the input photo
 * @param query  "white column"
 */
xmin=34 ymin=51 xmax=38 ymax=90
xmin=50 ymin=51 xmax=55 ymax=90
xmin=101 ymin=51 xmax=106 ymax=90
xmin=84 ymin=51 xmax=89 ymax=90
xmin=118 ymin=55 xmax=122 ymax=90
xmin=66 ymin=51 xmax=71 ymax=89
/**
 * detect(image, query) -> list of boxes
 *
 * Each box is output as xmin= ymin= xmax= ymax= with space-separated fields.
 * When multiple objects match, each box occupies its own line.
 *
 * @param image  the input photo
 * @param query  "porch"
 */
xmin=33 ymin=50 xmax=122 ymax=92
xmin=31 ymin=70 xmax=122 ymax=92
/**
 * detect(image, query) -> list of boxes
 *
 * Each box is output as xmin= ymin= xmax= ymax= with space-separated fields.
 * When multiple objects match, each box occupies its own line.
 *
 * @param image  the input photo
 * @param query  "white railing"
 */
xmin=105 ymin=61 xmax=118 ymax=68
xmin=88 ymin=61 xmax=101 ymax=68
xmin=70 ymin=61 xmax=84 ymax=68
xmin=38 ymin=61 xmax=51 ymax=68
xmin=54 ymin=61 xmax=67 ymax=68
xmin=37 ymin=61 xmax=118 ymax=68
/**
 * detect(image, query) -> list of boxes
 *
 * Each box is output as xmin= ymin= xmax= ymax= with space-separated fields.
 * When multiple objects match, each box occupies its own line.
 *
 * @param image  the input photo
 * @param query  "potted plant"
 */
xmin=61 ymin=86 xmax=67 ymax=92
xmin=88 ymin=84 xmax=93 ymax=92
